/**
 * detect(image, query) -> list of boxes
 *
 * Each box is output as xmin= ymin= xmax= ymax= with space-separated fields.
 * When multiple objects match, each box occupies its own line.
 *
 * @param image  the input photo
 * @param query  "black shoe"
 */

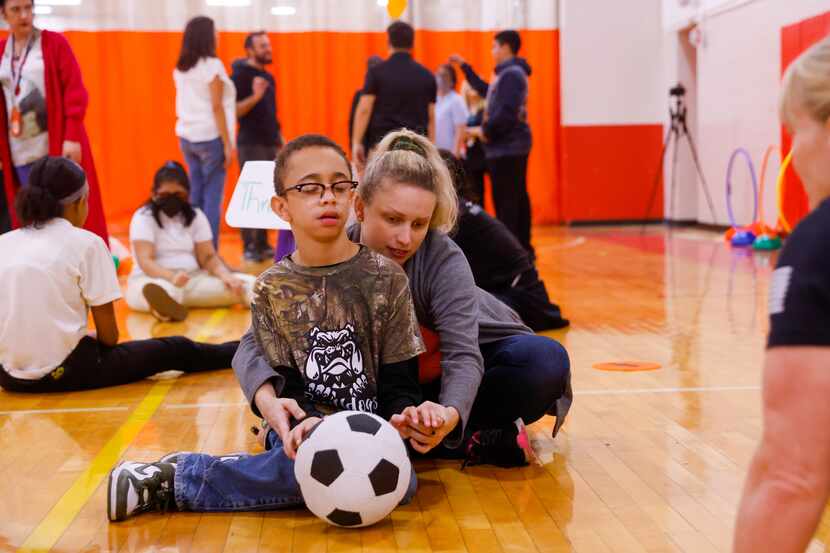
xmin=107 ymin=461 xmax=176 ymax=522
xmin=257 ymin=245 xmax=275 ymax=262
xmin=462 ymin=418 xmax=537 ymax=469
xmin=243 ymin=249 xmax=261 ymax=262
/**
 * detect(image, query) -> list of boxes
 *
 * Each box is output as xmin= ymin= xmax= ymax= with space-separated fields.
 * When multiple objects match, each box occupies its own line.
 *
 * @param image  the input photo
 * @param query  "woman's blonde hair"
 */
xmin=780 ymin=36 xmax=830 ymax=128
xmin=461 ymin=80 xmax=485 ymax=112
xmin=359 ymin=129 xmax=458 ymax=233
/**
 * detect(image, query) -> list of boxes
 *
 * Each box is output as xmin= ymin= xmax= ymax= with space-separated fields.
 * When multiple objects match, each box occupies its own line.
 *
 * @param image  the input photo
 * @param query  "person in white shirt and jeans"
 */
xmin=173 ymin=16 xmax=236 ymax=249
xmin=0 ymin=156 xmax=238 ymax=393
xmin=125 ymin=161 xmax=255 ymax=322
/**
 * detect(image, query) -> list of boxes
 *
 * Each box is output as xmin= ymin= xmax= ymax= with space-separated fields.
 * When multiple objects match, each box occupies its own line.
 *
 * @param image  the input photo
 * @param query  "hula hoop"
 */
xmin=776 ymin=150 xmax=793 ymax=233
xmin=756 ymin=145 xmax=779 ymax=229
xmin=725 ymin=148 xmax=758 ymax=229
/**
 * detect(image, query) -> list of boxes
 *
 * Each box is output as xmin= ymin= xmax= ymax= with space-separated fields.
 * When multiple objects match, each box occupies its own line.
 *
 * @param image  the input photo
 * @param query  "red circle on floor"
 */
xmin=593 ymin=361 xmax=662 ymax=372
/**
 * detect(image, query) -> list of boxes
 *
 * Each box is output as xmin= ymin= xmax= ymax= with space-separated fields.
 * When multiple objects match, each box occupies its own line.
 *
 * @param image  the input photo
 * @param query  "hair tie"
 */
xmin=389 ymin=136 xmax=427 ymax=158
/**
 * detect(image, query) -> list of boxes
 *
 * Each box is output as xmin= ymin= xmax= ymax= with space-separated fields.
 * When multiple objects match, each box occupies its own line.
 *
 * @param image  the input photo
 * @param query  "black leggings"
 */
xmin=0 ymin=336 xmax=238 ymax=393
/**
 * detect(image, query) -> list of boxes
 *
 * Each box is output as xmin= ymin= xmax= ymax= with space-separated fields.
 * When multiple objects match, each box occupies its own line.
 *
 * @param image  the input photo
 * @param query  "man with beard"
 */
xmin=231 ymin=31 xmax=285 ymax=262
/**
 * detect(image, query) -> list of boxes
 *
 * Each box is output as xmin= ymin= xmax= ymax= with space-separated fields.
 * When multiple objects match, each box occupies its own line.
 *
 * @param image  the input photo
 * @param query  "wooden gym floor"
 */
xmin=1 ymin=225 xmax=826 ymax=553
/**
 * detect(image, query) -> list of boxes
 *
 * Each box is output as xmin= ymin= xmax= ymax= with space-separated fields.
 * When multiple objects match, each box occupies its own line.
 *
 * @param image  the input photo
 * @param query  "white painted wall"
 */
xmin=664 ymin=0 xmax=829 ymax=225
xmin=26 ymin=0 xmax=557 ymax=32
xmin=559 ymin=0 xmax=664 ymax=126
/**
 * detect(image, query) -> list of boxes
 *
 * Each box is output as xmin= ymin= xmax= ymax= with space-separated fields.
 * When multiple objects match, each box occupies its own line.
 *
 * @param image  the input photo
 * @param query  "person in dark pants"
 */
xmin=440 ymin=150 xmax=568 ymax=331
xmin=450 ymin=30 xmax=534 ymax=257
xmin=351 ymin=21 xmax=436 ymax=174
xmin=460 ymin=81 xmax=486 ymax=205
xmin=348 ymin=55 xmax=382 ymax=158
xmin=231 ymin=31 xmax=284 ymax=262
xmin=0 ymin=170 xmax=9 ymax=233
xmin=0 ymin=156 xmax=238 ymax=393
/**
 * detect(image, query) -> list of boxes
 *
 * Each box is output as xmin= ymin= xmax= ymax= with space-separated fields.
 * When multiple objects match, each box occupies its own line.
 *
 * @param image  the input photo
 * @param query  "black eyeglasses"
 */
xmin=281 ymin=180 xmax=358 ymax=199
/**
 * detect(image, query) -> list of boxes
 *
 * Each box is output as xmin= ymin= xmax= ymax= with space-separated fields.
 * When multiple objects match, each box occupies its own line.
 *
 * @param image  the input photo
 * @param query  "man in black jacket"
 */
xmin=450 ymin=30 xmax=534 ymax=257
xmin=231 ymin=31 xmax=284 ymax=262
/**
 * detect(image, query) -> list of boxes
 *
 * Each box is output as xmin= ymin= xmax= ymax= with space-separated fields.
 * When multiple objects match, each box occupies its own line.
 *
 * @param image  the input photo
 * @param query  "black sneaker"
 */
xmin=462 ymin=418 xmax=538 ymax=469
xmin=258 ymin=245 xmax=275 ymax=262
xmin=107 ymin=461 xmax=176 ymax=522
xmin=243 ymin=249 xmax=261 ymax=262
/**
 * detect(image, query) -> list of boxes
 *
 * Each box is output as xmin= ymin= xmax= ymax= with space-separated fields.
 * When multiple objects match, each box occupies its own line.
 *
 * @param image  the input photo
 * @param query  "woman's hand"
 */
xmin=62 ymin=140 xmax=82 ymax=164
xmin=402 ymin=402 xmax=460 ymax=454
xmin=284 ymin=416 xmax=322 ymax=460
xmin=221 ymin=273 xmax=245 ymax=296
xmin=170 ymin=270 xmax=190 ymax=288
xmin=224 ymin=141 xmax=234 ymax=170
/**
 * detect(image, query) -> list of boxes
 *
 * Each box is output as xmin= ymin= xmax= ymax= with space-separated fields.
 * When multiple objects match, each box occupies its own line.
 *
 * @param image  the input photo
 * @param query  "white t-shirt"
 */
xmin=174 ymin=57 xmax=236 ymax=145
xmin=128 ymin=206 xmax=213 ymax=278
xmin=435 ymin=90 xmax=468 ymax=152
xmin=0 ymin=219 xmax=122 ymax=379
xmin=0 ymin=29 xmax=49 ymax=167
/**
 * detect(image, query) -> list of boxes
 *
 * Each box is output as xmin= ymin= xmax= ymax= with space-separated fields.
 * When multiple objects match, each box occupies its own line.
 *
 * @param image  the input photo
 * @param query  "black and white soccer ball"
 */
xmin=294 ymin=410 xmax=412 ymax=528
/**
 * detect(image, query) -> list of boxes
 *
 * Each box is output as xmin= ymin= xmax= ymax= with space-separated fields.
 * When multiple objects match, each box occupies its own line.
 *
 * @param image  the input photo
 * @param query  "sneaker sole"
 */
xmin=514 ymin=418 xmax=540 ymax=466
xmin=107 ymin=462 xmax=127 ymax=522
xmin=142 ymin=283 xmax=188 ymax=322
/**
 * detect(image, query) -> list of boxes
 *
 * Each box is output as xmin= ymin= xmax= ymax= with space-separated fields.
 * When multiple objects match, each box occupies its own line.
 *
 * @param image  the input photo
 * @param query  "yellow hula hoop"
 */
xmin=776 ymin=150 xmax=793 ymax=233
xmin=757 ymin=145 xmax=777 ymax=227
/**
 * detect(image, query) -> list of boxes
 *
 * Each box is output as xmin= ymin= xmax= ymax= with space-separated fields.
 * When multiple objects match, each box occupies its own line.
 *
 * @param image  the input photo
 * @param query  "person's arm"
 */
xmin=734 ymin=347 xmax=830 ymax=553
xmin=89 ymin=302 xmax=119 ymax=346
xmin=482 ymin=71 xmax=524 ymax=142
xmin=351 ymin=94 xmax=375 ymax=169
xmin=132 ymin=240 xmax=178 ymax=282
xmin=378 ymin=358 xmax=422 ymax=420
xmin=450 ymin=55 xmax=489 ymax=98
xmin=427 ymin=102 xmax=436 ymax=143
xmin=209 ymin=74 xmax=233 ymax=169
xmin=53 ymin=33 xmax=88 ymax=164
xmin=236 ymin=76 xmax=268 ymax=118
xmin=234 ymin=327 xmax=284 ymax=415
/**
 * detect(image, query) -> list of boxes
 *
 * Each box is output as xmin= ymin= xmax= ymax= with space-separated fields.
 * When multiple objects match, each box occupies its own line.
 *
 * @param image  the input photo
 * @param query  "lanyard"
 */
xmin=10 ymin=33 xmax=35 ymax=99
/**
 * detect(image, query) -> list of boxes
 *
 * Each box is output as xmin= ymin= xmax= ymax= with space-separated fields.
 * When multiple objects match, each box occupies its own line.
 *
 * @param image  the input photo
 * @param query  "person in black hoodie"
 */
xmin=440 ymin=149 xmax=568 ymax=332
xmin=450 ymin=30 xmax=534 ymax=258
xmin=231 ymin=31 xmax=285 ymax=262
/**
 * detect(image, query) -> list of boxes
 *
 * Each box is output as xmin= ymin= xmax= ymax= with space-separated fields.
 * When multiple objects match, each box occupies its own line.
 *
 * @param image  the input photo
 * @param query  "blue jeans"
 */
xmin=179 ymin=137 xmax=225 ymax=248
xmin=174 ymin=429 xmax=418 ymax=512
xmin=469 ymin=334 xmax=570 ymax=430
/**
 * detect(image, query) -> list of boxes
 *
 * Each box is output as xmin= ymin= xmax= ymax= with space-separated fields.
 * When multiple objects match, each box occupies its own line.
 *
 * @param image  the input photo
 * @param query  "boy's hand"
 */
xmin=390 ymin=406 xmax=420 ymax=439
xmin=284 ymin=416 xmax=322 ymax=460
xmin=255 ymin=389 xmax=306 ymax=444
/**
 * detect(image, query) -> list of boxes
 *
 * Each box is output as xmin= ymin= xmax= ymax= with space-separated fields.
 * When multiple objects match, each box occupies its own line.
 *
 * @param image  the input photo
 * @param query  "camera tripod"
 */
xmin=645 ymin=83 xmax=717 ymax=224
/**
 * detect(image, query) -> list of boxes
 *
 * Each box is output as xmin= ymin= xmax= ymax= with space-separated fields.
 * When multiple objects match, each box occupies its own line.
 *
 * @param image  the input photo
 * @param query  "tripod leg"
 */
xmin=684 ymin=131 xmax=718 ymax=223
xmin=670 ymin=131 xmax=681 ymax=222
xmin=644 ymin=122 xmax=675 ymax=223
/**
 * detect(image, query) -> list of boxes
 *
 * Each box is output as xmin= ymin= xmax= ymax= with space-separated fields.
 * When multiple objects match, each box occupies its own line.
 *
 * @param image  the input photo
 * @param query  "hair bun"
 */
xmin=389 ymin=135 xmax=427 ymax=158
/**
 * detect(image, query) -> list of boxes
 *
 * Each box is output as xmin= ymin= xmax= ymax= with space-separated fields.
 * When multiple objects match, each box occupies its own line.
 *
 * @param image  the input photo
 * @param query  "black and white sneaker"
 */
xmin=107 ymin=461 xmax=176 ymax=522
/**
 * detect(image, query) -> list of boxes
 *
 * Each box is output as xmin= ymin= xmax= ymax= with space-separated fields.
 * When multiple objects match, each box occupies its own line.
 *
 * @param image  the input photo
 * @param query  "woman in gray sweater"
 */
xmin=234 ymin=130 xmax=571 ymax=467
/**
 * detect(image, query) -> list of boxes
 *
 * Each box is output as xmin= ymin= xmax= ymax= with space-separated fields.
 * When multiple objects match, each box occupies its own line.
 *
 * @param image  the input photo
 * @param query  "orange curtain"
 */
xmin=58 ymin=28 xmax=560 ymax=231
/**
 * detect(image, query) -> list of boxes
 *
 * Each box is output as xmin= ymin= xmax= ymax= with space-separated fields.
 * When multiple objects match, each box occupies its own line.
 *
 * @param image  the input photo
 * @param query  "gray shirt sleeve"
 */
xmin=418 ymin=236 xmax=485 ymax=448
xmin=232 ymin=326 xmax=285 ymax=418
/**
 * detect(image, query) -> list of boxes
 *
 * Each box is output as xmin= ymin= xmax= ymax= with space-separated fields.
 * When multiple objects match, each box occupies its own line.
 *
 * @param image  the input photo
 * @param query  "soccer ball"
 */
xmin=294 ymin=410 xmax=412 ymax=528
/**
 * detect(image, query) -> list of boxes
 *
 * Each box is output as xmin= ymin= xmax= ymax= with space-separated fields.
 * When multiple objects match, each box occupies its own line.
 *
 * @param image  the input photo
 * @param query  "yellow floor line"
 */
xmin=17 ymin=308 xmax=229 ymax=553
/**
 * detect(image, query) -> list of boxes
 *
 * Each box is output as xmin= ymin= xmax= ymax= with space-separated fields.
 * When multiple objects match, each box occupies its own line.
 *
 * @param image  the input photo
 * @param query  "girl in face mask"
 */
xmin=125 ymin=161 xmax=256 ymax=321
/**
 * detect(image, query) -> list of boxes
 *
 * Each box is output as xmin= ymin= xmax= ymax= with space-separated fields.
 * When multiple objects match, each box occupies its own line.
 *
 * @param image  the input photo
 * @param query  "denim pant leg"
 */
xmin=180 ymin=138 xmax=205 ymax=210
xmin=200 ymin=138 xmax=227 ymax=248
xmin=174 ymin=443 xmax=304 ymax=512
xmin=468 ymin=335 xmax=571 ymax=430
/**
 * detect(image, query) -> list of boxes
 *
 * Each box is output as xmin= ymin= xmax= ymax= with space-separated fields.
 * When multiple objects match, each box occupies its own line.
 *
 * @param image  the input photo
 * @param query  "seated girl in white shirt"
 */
xmin=125 ymin=161 xmax=255 ymax=321
xmin=0 ymin=157 xmax=238 ymax=393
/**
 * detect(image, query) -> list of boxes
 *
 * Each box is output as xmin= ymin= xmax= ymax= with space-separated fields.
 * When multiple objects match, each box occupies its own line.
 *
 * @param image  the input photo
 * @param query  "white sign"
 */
xmin=224 ymin=161 xmax=291 ymax=230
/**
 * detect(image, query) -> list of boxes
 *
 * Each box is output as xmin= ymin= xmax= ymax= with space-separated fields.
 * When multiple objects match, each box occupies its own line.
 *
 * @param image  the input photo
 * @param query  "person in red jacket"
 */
xmin=0 ymin=0 xmax=108 ymax=244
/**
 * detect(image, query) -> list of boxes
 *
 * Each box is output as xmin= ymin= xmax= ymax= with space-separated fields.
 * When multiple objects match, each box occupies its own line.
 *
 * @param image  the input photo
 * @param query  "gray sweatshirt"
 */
xmin=232 ymin=229 xmax=533 ymax=448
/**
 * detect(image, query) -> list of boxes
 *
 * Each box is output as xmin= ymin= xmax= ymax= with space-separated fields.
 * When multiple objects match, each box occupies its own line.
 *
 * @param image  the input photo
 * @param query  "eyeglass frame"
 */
xmin=279 ymin=180 xmax=359 ymax=200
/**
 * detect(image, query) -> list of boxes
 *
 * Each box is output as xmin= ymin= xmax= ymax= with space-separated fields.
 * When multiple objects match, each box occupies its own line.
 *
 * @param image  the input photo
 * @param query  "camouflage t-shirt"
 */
xmin=251 ymin=246 xmax=425 ymax=414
